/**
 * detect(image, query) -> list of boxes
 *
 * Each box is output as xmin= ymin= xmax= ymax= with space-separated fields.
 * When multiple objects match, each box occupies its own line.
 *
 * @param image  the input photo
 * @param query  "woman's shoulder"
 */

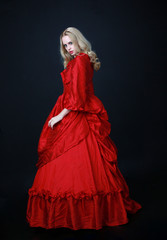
xmin=66 ymin=53 xmax=91 ymax=70
xmin=74 ymin=53 xmax=92 ymax=68
xmin=75 ymin=52 xmax=90 ymax=61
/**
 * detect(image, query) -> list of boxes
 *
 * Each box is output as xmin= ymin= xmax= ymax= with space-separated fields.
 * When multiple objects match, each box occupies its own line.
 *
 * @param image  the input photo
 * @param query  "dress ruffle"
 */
xmin=26 ymin=189 xmax=141 ymax=230
xmin=26 ymin=129 xmax=142 ymax=230
xmin=26 ymin=53 xmax=142 ymax=230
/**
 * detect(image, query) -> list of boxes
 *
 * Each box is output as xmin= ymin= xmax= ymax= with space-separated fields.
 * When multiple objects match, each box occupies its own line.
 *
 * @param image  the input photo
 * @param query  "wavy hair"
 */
xmin=60 ymin=27 xmax=101 ymax=71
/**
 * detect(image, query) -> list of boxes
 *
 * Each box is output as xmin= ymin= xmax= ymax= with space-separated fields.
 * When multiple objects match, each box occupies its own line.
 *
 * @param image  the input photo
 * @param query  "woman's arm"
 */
xmin=59 ymin=108 xmax=71 ymax=118
xmin=48 ymin=108 xmax=71 ymax=129
xmin=62 ymin=54 xmax=90 ymax=111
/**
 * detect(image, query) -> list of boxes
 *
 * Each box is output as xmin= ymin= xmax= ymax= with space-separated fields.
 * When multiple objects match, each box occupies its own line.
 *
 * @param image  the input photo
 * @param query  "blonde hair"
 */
xmin=60 ymin=27 xmax=101 ymax=71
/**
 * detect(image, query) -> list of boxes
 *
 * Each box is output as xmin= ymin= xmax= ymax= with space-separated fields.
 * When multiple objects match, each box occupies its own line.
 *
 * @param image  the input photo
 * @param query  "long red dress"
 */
xmin=26 ymin=53 xmax=142 ymax=230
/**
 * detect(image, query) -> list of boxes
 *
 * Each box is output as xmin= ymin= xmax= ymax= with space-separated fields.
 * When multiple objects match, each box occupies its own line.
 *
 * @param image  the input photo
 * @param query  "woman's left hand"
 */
xmin=48 ymin=115 xmax=63 ymax=129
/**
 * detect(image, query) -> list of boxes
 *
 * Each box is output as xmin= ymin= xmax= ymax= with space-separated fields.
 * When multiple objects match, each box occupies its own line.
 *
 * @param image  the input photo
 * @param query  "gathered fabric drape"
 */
xmin=26 ymin=53 xmax=142 ymax=230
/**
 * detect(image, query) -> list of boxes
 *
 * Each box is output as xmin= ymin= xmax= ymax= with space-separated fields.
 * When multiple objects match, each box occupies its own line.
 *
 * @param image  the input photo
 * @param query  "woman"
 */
xmin=26 ymin=27 xmax=142 ymax=230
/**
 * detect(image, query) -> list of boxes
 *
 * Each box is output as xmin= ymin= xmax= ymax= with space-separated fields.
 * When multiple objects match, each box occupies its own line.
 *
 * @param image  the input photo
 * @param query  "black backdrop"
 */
xmin=0 ymin=0 xmax=166 ymax=239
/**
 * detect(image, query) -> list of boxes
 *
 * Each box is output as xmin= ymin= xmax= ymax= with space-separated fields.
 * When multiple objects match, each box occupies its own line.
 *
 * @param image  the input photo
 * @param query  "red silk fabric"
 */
xmin=36 ymin=53 xmax=112 ymax=169
xmin=26 ymin=53 xmax=142 ymax=230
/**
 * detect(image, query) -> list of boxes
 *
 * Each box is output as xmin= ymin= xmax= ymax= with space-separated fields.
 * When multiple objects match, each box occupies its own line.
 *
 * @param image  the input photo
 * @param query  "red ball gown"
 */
xmin=26 ymin=53 xmax=142 ymax=230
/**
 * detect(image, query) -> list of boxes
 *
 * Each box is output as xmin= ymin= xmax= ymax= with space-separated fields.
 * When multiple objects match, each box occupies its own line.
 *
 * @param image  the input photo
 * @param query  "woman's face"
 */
xmin=62 ymin=35 xmax=79 ymax=57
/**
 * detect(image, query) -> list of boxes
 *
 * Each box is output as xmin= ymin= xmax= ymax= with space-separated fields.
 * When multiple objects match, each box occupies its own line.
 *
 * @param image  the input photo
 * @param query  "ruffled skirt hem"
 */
xmin=26 ymin=190 xmax=142 ymax=230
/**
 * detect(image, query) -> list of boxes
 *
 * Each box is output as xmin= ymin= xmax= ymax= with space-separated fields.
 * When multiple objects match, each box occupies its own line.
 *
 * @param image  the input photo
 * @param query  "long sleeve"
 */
xmin=36 ymin=54 xmax=112 ymax=169
xmin=62 ymin=54 xmax=94 ymax=111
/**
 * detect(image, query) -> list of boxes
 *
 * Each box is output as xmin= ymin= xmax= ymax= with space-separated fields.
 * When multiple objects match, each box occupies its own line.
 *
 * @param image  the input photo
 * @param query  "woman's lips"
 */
xmin=69 ymin=51 xmax=73 ymax=54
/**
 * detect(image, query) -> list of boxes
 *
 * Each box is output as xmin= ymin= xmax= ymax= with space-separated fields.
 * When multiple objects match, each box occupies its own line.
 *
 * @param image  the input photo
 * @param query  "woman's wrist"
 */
xmin=58 ymin=108 xmax=71 ymax=119
xmin=59 ymin=114 xmax=64 ymax=120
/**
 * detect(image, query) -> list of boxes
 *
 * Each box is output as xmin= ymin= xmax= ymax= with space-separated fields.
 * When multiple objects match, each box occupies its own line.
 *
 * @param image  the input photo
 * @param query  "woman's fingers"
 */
xmin=48 ymin=117 xmax=58 ymax=129
xmin=49 ymin=118 xmax=55 ymax=129
xmin=48 ymin=118 xmax=53 ymax=127
xmin=51 ymin=121 xmax=55 ymax=129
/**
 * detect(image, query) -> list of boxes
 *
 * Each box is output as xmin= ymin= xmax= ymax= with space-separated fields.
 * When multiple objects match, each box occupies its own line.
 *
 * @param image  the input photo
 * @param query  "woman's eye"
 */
xmin=69 ymin=42 xmax=72 ymax=45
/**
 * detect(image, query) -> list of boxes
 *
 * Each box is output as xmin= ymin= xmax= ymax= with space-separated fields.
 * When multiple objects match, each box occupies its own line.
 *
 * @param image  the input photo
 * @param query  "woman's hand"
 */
xmin=48 ymin=115 xmax=63 ymax=129
xmin=48 ymin=108 xmax=71 ymax=129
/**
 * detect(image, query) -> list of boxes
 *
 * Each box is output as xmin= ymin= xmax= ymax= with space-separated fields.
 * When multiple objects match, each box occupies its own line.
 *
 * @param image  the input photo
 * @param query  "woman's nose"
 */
xmin=67 ymin=45 xmax=71 ymax=50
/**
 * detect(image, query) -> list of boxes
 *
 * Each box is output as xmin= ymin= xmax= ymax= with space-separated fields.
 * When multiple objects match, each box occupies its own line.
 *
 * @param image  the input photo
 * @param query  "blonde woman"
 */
xmin=26 ymin=27 xmax=142 ymax=230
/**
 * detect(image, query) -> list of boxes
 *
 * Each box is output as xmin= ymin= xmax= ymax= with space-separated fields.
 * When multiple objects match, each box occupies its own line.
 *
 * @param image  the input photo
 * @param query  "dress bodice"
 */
xmin=60 ymin=53 xmax=95 ymax=96
xmin=60 ymin=53 xmax=106 ymax=113
xmin=36 ymin=53 xmax=112 ymax=169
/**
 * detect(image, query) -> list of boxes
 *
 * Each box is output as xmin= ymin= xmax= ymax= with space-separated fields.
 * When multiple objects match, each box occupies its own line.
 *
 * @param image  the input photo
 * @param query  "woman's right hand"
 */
xmin=48 ymin=115 xmax=63 ymax=129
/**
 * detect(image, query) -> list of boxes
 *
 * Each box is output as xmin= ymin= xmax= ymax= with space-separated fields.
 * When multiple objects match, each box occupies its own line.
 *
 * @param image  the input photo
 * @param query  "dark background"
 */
xmin=0 ymin=0 xmax=166 ymax=239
